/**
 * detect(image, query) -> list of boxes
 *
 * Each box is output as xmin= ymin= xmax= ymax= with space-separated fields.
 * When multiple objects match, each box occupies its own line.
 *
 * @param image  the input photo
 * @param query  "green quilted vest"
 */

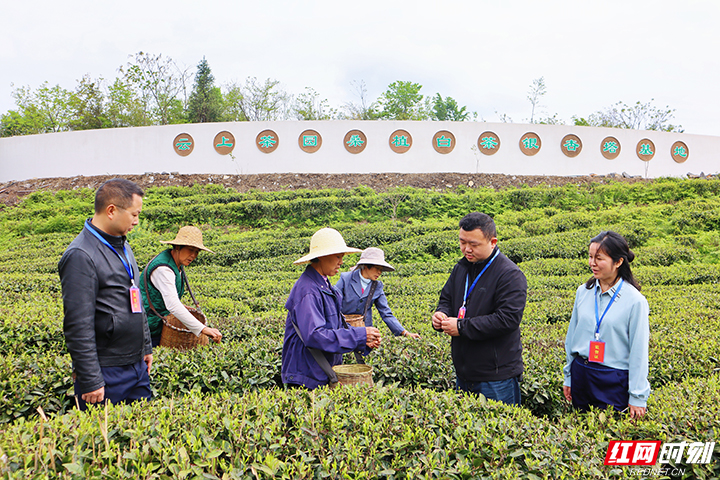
xmin=139 ymin=249 xmax=184 ymax=338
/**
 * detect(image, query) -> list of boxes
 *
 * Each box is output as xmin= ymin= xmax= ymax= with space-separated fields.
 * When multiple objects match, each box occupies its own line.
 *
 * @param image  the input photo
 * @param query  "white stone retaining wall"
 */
xmin=1 ymin=121 xmax=717 ymax=182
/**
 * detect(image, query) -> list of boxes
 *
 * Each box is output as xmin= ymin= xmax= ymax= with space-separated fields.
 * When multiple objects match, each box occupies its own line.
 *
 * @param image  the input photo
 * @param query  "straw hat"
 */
xmin=293 ymin=228 xmax=362 ymax=265
xmin=160 ymin=226 xmax=215 ymax=253
xmin=351 ymin=247 xmax=395 ymax=272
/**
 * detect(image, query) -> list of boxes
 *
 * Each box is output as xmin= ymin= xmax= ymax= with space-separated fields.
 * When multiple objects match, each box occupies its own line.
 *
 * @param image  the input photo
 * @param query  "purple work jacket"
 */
xmin=281 ymin=265 xmax=368 ymax=389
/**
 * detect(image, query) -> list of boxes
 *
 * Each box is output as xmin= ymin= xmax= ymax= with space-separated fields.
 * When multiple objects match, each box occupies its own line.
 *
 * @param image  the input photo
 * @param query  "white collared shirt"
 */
xmin=151 ymin=266 xmax=206 ymax=336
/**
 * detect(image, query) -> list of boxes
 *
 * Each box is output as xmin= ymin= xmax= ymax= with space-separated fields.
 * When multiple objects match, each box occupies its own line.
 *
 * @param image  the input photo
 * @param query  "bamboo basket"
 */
xmin=343 ymin=314 xmax=364 ymax=328
xmin=159 ymin=307 xmax=210 ymax=350
xmin=332 ymin=364 xmax=374 ymax=387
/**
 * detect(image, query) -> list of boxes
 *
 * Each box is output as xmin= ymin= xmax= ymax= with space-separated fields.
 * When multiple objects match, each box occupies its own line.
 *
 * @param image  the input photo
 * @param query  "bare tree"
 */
xmin=527 ymin=76 xmax=546 ymax=124
xmin=339 ymin=80 xmax=378 ymax=120
xmin=224 ymin=77 xmax=291 ymax=121
xmin=292 ymin=87 xmax=336 ymax=120
xmin=573 ymin=99 xmax=682 ymax=132
xmin=495 ymin=111 xmax=513 ymax=123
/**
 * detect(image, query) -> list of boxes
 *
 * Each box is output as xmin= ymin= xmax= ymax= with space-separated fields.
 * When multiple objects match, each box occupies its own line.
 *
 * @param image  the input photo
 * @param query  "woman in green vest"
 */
xmin=140 ymin=226 xmax=222 ymax=347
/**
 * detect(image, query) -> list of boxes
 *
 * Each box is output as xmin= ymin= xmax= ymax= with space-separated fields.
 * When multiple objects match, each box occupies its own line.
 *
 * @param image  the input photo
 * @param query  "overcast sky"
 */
xmin=1 ymin=0 xmax=718 ymax=135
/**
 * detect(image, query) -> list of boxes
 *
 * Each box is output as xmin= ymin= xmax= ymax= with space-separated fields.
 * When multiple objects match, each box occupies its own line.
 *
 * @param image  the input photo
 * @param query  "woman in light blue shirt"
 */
xmin=563 ymin=231 xmax=650 ymax=419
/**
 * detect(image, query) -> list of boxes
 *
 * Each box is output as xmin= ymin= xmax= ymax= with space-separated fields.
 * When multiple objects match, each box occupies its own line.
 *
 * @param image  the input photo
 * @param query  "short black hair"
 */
xmin=459 ymin=212 xmax=496 ymax=239
xmin=94 ymin=178 xmax=144 ymax=213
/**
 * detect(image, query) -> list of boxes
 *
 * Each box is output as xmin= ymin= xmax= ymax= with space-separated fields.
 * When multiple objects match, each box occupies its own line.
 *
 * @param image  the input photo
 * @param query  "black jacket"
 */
xmin=58 ymin=221 xmax=152 ymax=394
xmin=436 ymin=247 xmax=527 ymax=382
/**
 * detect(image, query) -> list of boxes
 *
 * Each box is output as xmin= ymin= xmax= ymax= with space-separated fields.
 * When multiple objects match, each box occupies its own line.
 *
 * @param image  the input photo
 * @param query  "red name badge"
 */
xmin=457 ymin=306 xmax=466 ymax=319
xmin=589 ymin=340 xmax=605 ymax=363
xmin=130 ymin=286 xmax=142 ymax=313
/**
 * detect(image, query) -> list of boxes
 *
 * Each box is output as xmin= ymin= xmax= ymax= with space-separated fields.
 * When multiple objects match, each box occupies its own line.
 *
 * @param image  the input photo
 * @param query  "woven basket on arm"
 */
xmin=343 ymin=314 xmax=364 ymax=328
xmin=144 ymin=251 xmax=211 ymax=351
xmin=159 ymin=306 xmax=210 ymax=350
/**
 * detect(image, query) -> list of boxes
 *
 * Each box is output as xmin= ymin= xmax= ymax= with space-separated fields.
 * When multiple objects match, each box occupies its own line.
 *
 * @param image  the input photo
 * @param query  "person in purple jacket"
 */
xmin=282 ymin=228 xmax=382 ymax=389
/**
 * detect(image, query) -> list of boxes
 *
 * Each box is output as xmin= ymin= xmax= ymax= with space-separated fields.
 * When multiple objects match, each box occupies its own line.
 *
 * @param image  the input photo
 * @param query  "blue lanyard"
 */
xmin=462 ymin=250 xmax=500 ymax=307
xmin=84 ymin=220 xmax=134 ymax=283
xmin=594 ymin=279 xmax=623 ymax=339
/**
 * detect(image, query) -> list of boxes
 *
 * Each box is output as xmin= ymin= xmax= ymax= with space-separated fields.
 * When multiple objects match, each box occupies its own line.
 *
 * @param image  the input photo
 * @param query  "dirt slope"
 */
xmin=0 ymin=172 xmax=649 ymax=207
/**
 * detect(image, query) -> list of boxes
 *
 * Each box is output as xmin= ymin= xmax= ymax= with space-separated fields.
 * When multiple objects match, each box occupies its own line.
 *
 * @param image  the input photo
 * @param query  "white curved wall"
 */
xmin=1 ymin=121 xmax=718 ymax=182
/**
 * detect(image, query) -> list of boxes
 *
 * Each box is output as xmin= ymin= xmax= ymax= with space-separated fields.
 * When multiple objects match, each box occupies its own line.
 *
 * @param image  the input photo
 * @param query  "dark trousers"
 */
xmin=570 ymin=356 xmax=629 ymax=412
xmin=75 ymin=359 xmax=152 ymax=411
xmin=456 ymin=376 xmax=521 ymax=406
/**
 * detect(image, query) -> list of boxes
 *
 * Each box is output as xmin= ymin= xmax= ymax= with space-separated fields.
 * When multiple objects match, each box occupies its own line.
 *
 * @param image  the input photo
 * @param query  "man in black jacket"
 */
xmin=58 ymin=178 xmax=152 ymax=409
xmin=432 ymin=212 xmax=527 ymax=405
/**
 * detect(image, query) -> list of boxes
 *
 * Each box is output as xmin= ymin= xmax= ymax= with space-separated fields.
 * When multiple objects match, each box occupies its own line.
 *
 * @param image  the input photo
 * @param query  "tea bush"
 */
xmin=1 ymin=179 xmax=720 ymax=477
xmin=1 ymin=376 xmax=718 ymax=479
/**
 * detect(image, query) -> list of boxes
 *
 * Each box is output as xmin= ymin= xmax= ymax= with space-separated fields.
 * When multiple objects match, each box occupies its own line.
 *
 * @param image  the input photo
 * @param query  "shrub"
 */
xmin=2 ymin=179 xmax=720 ymax=478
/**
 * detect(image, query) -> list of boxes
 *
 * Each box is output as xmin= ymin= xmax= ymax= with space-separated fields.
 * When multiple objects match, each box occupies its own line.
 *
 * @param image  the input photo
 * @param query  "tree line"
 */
xmin=0 ymin=53 xmax=682 ymax=137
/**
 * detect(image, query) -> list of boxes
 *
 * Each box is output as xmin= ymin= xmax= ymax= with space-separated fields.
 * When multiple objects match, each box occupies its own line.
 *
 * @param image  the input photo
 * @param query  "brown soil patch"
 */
xmin=0 ymin=172 xmax=650 ymax=207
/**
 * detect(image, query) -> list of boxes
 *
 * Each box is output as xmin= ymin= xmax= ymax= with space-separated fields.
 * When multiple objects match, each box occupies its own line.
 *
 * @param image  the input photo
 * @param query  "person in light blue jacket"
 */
xmin=563 ymin=231 xmax=650 ymax=419
xmin=336 ymin=247 xmax=420 ymax=339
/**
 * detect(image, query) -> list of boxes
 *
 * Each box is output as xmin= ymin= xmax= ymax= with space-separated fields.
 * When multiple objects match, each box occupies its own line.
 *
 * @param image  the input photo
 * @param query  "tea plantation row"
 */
xmin=2 ymin=378 xmax=719 ymax=479
xmin=0 ymin=179 xmax=719 ymax=478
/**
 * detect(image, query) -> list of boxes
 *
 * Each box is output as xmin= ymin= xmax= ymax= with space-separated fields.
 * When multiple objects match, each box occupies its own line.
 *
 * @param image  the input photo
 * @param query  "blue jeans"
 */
xmin=456 ymin=376 xmax=521 ymax=406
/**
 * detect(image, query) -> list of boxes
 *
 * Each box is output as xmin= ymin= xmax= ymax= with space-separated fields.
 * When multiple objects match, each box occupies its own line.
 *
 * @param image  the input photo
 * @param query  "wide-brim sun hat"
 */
xmin=351 ymin=247 xmax=395 ymax=272
xmin=293 ymin=227 xmax=362 ymax=265
xmin=160 ymin=226 xmax=215 ymax=253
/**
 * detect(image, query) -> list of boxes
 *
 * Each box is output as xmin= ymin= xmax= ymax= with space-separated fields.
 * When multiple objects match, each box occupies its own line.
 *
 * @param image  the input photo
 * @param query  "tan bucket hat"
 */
xmin=351 ymin=247 xmax=395 ymax=272
xmin=160 ymin=226 xmax=215 ymax=253
xmin=293 ymin=227 xmax=362 ymax=265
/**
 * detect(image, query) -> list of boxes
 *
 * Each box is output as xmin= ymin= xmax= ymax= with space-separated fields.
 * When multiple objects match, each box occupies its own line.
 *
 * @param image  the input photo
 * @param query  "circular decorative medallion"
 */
xmin=671 ymin=141 xmax=689 ymax=163
xmin=344 ymin=130 xmax=367 ymax=154
xmin=256 ymin=129 xmax=279 ymax=153
xmin=519 ymin=132 xmax=541 ymax=156
xmin=432 ymin=130 xmax=456 ymax=154
xmin=477 ymin=131 xmax=501 ymax=155
xmin=561 ymin=134 xmax=582 ymax=158
xmin=173 ymin=133 xmax=194 ymax=156
xmin=636 ymin=138 xmax=655 ymax=162
xmin=298 ymin=130 xmax=322 ymax=153
xmin=213 ymin=131 xmax=235 ymax=155
xmin=600 ymin=136 xmax=621 ymax=160
xmin=389 ymin=129 xmax=412 ymax=154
